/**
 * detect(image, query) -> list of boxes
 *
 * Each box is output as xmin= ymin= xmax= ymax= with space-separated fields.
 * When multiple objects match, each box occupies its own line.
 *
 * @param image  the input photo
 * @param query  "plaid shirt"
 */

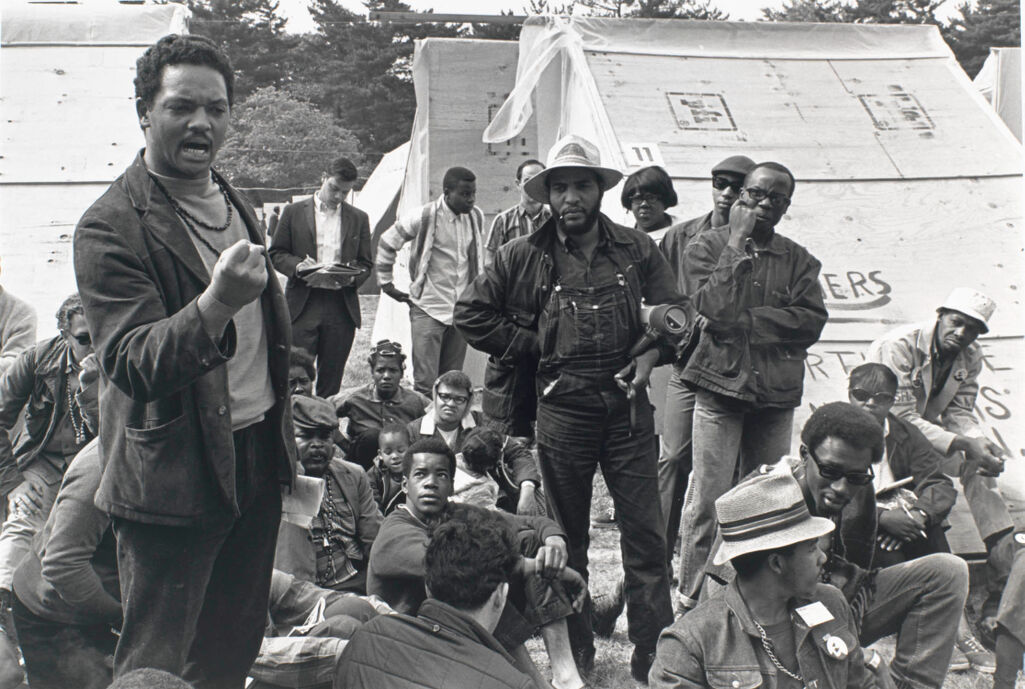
xmin=485 ymin=202 xmax=552 ymax=264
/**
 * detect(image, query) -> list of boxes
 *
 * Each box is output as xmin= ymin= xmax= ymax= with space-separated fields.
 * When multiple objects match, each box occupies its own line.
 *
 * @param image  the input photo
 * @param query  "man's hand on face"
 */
xmin=208 ymin=240 xmax=268 ymax=310
xmin=726 ymin=197 xmax=758 ymax=250
xmin=381 ymin=282 xmax=411 ymax=305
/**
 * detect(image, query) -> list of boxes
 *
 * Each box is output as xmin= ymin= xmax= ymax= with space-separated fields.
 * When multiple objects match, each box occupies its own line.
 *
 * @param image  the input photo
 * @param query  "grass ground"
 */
xmin=351 ymin=296 xmax=1021 ymax=689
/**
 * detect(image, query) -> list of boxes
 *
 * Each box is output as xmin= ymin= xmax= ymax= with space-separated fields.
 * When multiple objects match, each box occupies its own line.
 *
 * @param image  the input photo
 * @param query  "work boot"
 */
xmin=956 ymin=633 xmax=997 ymax=674
xmin=948 ymin=645 xmax=971 ymax=673
xmin=630 ymin=648 xmax=655 ymax=684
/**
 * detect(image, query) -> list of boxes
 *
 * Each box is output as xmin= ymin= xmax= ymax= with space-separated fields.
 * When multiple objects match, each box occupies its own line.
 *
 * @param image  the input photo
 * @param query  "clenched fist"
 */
xmin=208 ymin=240 xmax=268 ymax=310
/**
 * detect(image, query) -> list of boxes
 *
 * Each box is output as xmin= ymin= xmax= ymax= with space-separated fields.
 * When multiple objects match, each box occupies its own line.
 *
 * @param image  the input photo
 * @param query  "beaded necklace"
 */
xmin=148 ymin=172 xmax=236 ymax=258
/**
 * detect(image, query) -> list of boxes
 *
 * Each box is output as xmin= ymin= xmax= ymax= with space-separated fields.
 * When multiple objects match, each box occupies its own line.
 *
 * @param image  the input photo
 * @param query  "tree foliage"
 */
xmin=761 ymin=0 xmax=1020 ymax=78
xmin=943 ymin=0 xmax=1021 ymax=77
xmin=217 ymin=86 xmax=362 ymax=189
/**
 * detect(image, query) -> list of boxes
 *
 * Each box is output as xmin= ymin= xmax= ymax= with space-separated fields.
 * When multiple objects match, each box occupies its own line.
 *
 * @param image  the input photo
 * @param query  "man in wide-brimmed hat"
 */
xmin=650 ymin=471 xmax=878 ymax=689
xmin=455 ymin=134 xmax=684 ymax=682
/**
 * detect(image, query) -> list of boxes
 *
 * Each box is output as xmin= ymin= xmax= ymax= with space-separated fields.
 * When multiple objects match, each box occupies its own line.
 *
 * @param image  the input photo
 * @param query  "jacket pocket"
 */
xmin=125 ymin=414 xmax=213 ymax=517
xmin=706 ymin=668 xmax=763 ymax=689
xmin=759 ymin=346 xmax=807 ymax=396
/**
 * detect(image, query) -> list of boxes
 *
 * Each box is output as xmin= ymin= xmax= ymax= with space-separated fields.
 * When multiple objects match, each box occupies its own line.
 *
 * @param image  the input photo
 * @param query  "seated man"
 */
xmin=367 ymin=437 xmax=586 ymax=689
xmin=703 ymin=403 xmax=968 ymax=689
xmin=843 ymin=363 xmax=956 ymax=565
xmin=10 ymin=355 xmax=115 ymax=689
xmin=651 ymin=471 xmax=878 ymax=689
xmin=288 ymin=396 xmax=382 ymax=593
xmin=338 ymin=506 xmax=537 ymax=689
xmin=408 ymin=370 xmax=543 ymax=515
xmin=250 ymin=568 xmax=390 ymax=689
xmin=332 ymin=340 xmax=429 ymax=447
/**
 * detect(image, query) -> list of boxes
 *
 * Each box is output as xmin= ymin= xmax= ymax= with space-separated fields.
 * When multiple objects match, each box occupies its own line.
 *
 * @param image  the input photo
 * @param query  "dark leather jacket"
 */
xmin=73 ymin=152 xmax=296 ymax=526
xmin=681 ymin=227 xmax=827 ymax=408
xmin=0 ymin=336 xmax=80 ymax=494
xmin=455 ymin=214 xmax=684 ymax=407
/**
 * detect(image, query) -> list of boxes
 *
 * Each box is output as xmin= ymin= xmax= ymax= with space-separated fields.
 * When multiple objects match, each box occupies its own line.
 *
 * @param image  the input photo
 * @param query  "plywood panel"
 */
xmin=587 ymin=52 xmax=1023 ymax=181
xmin=1 ymin=45 xmax=145 ymax=183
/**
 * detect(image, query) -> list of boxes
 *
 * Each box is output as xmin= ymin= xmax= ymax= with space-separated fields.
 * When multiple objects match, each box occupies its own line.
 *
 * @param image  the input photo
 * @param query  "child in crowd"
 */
xmin=367 ymin=424 xmax=408 ymax=515
xmin=451 ymin=428 xmax=502 ymax=510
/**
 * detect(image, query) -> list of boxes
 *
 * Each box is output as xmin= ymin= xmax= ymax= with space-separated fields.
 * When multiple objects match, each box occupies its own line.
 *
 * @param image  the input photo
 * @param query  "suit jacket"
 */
xmin=269 ymin=197 xmax=373 ymax=327
xmin=866 ymin=320 xmax=984 ymax=454
xmin=73 ymin=151 xmax=296 ymax=527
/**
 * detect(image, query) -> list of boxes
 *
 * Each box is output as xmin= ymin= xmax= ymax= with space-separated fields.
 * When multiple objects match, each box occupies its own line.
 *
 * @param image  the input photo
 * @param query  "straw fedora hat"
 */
xmin=523 ymin=134 xmax=623 ymax=205
xmin=712 ymin=470 xmax=834 ymax=566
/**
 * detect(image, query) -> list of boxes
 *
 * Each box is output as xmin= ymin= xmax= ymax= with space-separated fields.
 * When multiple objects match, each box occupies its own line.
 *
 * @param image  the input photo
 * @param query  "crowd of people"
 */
xmin=0 ymin=30 xmax=1020 ymax=689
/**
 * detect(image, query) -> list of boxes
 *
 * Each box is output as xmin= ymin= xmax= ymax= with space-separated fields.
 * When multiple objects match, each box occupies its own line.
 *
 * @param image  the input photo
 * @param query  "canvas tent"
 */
xmin=974 ymin=47 xmax=1022 ymax=142
xmin=0 ymin=1 xmax=189 ymax=337
xmin=375 ymin=19 xmax=1024 ymax=539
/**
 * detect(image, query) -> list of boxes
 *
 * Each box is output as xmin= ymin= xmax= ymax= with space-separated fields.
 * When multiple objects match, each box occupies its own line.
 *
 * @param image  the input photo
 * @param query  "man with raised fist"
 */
xmin=72 ymin=34 xmax=295 ymax=689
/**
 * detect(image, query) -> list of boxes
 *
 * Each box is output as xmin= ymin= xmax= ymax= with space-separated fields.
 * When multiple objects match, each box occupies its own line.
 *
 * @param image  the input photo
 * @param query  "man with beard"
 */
xmin=367 ymin=437 xmax=586 ymax=689
xmin=332 ymin=340 xmax=429 ymax=447
xmin=72 ymin=35 xmax=295 ymax=687
xmin=455 ymin=135 xmax=681 ymax=682
xmin=292 ymin=396 xmax=381 ymax=594
xmin=676 ymin=162 xmax=827 ymax=615
xmin=650 ymin=471 xmax=875 ymax=689
xmin=703 ymin=403 xmax=968 ymax=689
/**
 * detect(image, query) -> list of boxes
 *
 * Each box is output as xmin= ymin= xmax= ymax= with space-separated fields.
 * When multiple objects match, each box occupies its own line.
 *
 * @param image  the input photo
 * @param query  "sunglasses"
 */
xmin=804 ymin=444 xmax=874 ymax=486
xmin=742 ymin=186 xmax=791 ymax=209
xmin=628 ymin=192 xmax=663 ymax=206
xmin=711 ymin=176 xmax=743 ymax=193
xmin=849 ymin=388 xmax=896 ymax=405
xmin=436 ymin=391 xmax=469 ymax=405
xmin=69 ymin=332 xmax=92 ymax=347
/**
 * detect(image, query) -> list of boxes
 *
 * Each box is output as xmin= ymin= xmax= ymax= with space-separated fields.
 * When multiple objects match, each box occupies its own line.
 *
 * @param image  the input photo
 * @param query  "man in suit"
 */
xmin=270 ymin=157 xmax=373 ymax=398
xmin=73 ymin=35 xmax=296 ymax=687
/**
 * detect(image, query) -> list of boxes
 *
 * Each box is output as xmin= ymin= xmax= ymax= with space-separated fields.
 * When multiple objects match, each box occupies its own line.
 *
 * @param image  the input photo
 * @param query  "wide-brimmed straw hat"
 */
xmin=938 ymin=288 xmax=996 ymax=334
xmin=523 ymin=134 xmax=623 ymax=204
xmin=712 ymin=471 xmax=834 ymax=566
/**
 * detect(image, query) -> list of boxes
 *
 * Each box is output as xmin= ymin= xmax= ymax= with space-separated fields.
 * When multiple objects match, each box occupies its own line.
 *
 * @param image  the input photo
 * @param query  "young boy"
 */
xmin=368 ymin=424 xmax=409 ymax=515
xmin=453 ymin=428 xmax=502 ymax=509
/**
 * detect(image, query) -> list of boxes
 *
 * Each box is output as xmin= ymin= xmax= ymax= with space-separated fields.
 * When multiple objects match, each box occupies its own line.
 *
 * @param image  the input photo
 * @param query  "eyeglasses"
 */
xmin=849 ymin=388 xmax=896 ymax=405
xmin=629 ymin=192 xmax=663 ymax=207
xmin=436 ymin=391 xmax=469 ymax=405
xmin=711 ymin=176 xmax=743 ymax=193
xmin=69 ymin=332 xmax=92 ymax=347
xmin=803 ymin=445 xmax=874 ymax=485
xmin=742 ymin=186 xmax=791 ymax=209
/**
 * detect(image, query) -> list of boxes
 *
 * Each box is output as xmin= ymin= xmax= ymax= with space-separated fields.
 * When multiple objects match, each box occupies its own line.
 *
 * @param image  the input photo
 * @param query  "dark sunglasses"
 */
xmin=711 ymin=176 xmax=743 ymax=193
xmin=803 ymin=444 xmax=874 ymax=486
xmin=70 ymin=332 xmax=92 ymax=347
xmin=628 ymin=192 xmax=663 ymax=206
xmin=849 ymin=388 xmax=896 ymax=405
xmin=742 ymin=186 xmax=791 ymax=209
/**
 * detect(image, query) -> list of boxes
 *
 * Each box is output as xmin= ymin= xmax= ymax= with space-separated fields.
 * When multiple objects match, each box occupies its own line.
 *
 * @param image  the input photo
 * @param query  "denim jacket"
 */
xmin=650 ymin=580 xmax=875 ymax=689
xmin=681 ymin=227 xmax=827 ymax=408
